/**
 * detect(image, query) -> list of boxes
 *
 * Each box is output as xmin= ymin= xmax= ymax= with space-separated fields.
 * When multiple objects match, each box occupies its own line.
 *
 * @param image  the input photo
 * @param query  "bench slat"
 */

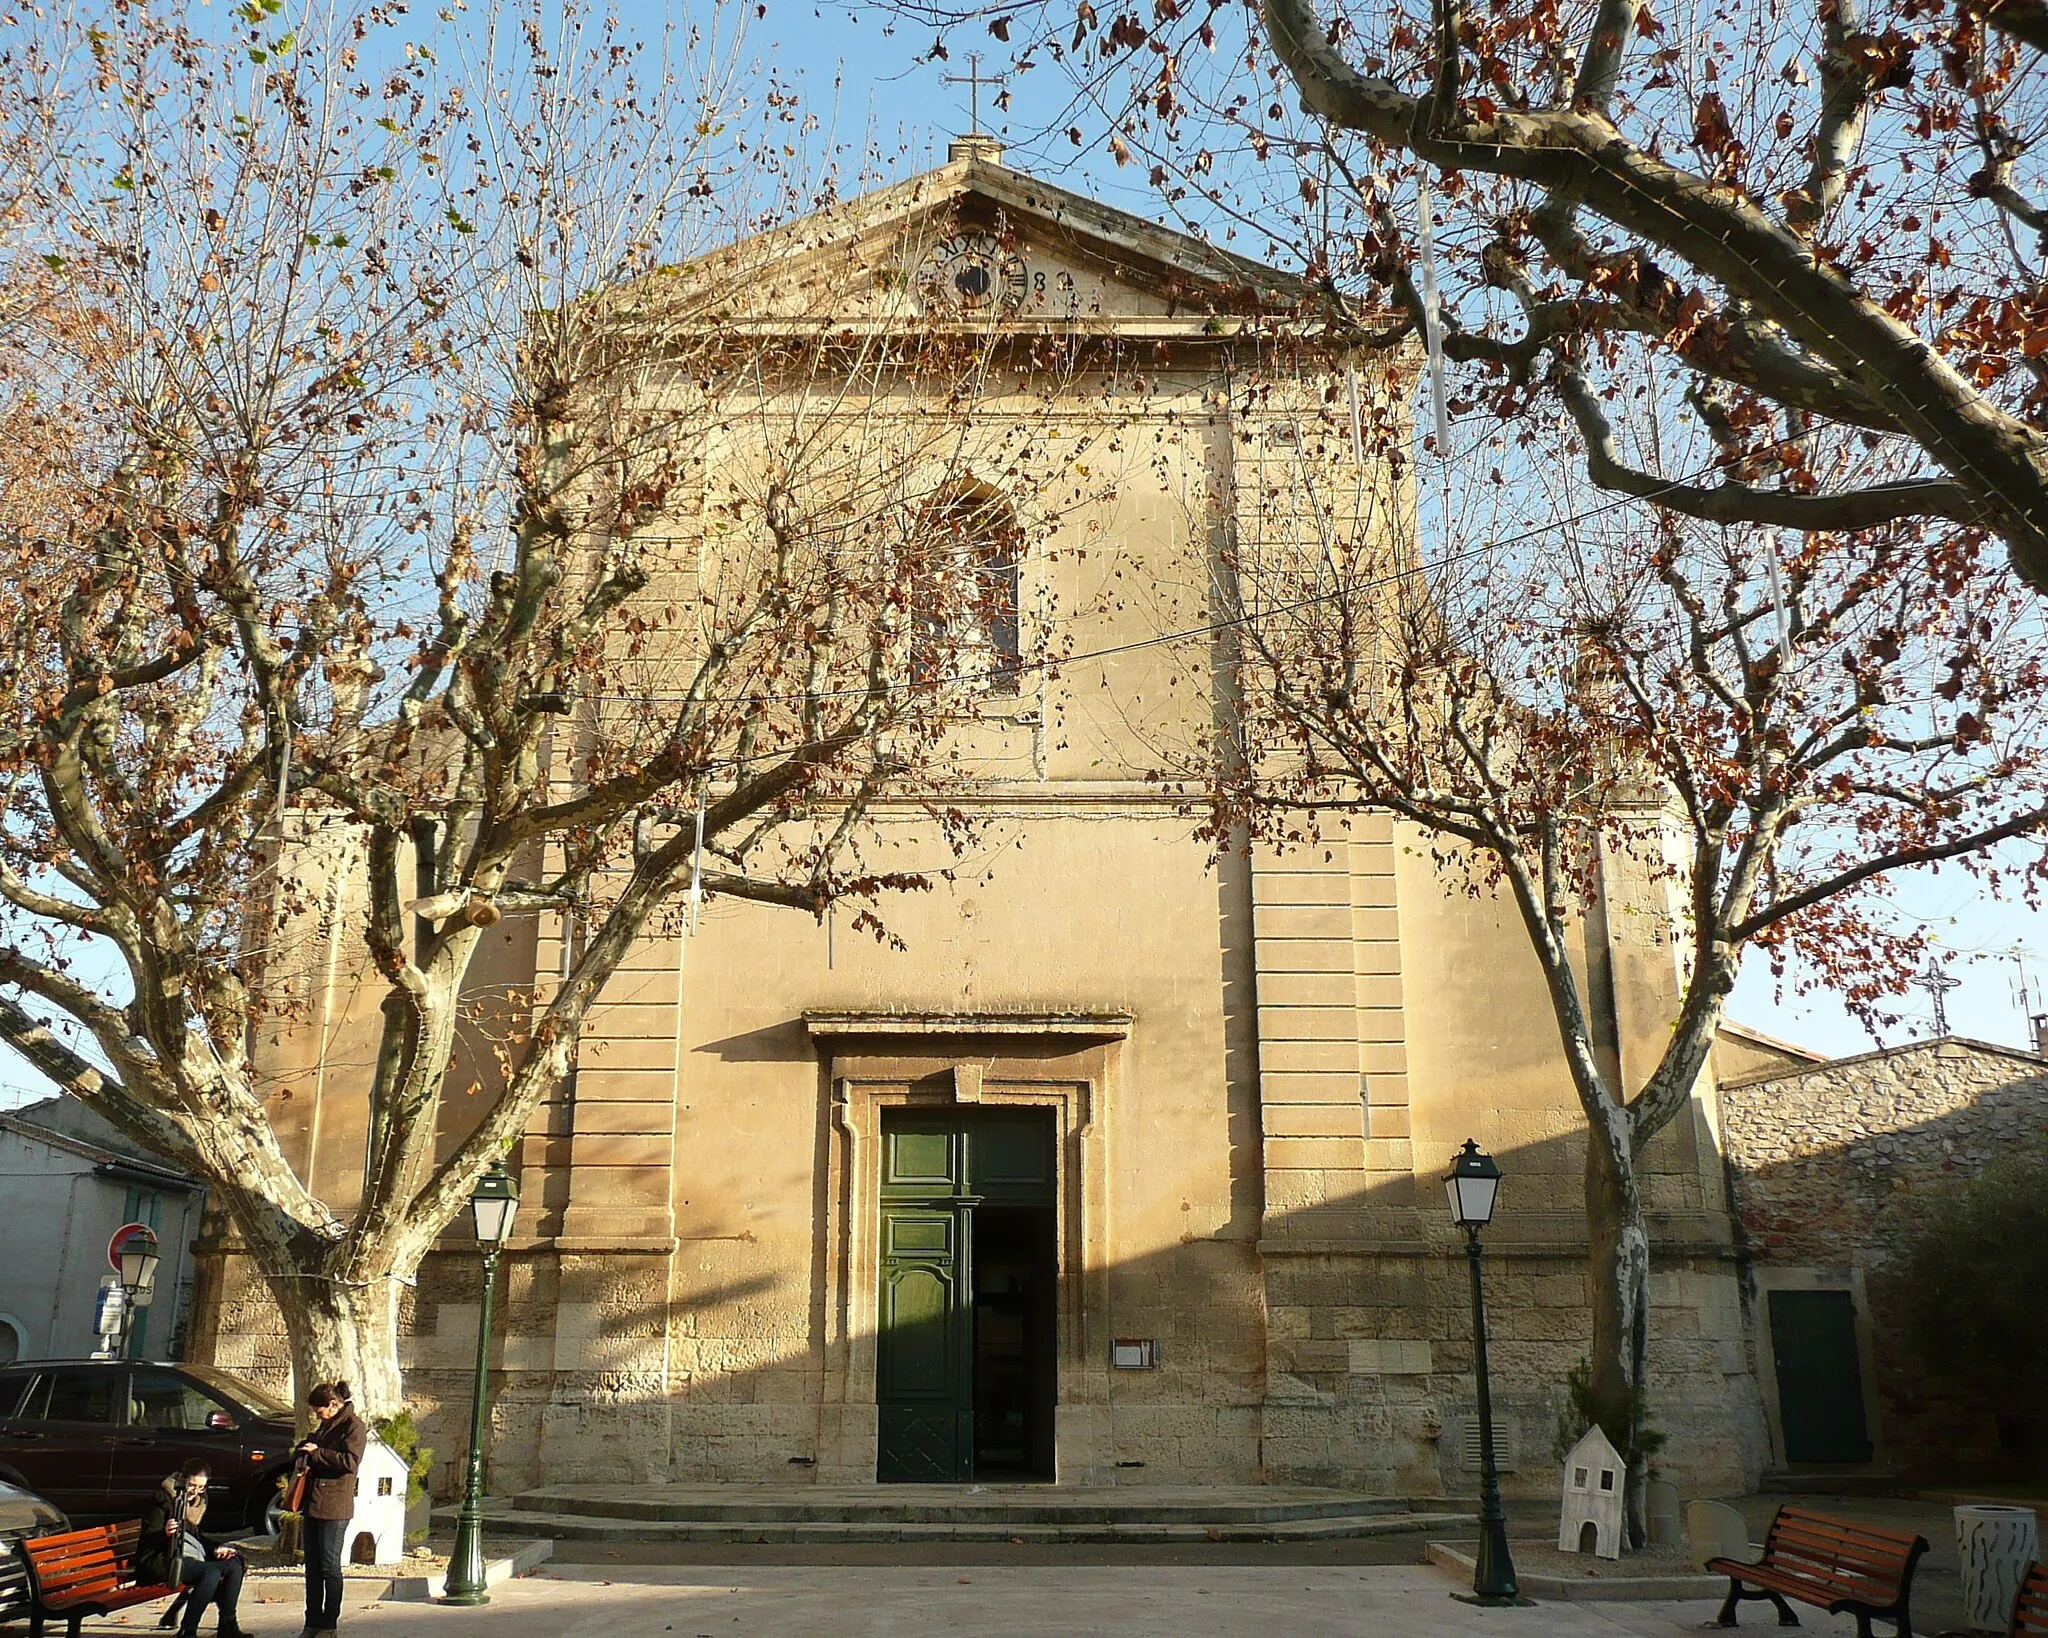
xmin=1773 ymin=1505 xmax=1918 ymax=1540
xmin=25 ymin=1544 xmax=120 ymax=1563
xmin=1770 ymin=1525 xmax=1917 ymax=1567
xmin=1737 ymin=1565 xmax=1896 ymax=1604
xmin=1771 ymin=1512 xmax=1918 ymax=1547
xmin=1771 ymin=1515 xmax=1918 ymax=1561
xmin=48 ymin=1587 xmax=173 ymax=1614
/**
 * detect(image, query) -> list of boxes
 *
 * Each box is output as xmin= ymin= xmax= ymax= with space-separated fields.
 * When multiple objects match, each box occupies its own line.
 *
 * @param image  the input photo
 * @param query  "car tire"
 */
xmin=245 ymin=1481 xmax=286 ymax=1542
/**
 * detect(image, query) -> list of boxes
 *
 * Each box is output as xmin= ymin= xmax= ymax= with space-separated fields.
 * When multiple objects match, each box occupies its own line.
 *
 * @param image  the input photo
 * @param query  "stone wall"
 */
xmin=1720 ymin=1038 xmax=2048 ymax=1475
xmin=1252 ymin=1152 xmax=1765 ymax=1500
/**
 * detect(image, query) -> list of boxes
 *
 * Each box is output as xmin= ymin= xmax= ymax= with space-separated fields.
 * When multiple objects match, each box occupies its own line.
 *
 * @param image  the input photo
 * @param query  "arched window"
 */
xmin=911 ymin=489 xmax=1021 ymax=697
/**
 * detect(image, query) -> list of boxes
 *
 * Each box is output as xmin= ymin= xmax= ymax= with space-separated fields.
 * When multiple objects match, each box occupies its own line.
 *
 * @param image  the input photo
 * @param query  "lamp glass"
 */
xmin=1446 ymin=1171 xmax=1500 ymax=1226
xmin=468 ymin=1161 xmax=521 ymax=1248
xmin=1443 ymin=1139 xmax=1503 ymax=1227
xmin=119 ymin=1243 xmax=160 ymax=1293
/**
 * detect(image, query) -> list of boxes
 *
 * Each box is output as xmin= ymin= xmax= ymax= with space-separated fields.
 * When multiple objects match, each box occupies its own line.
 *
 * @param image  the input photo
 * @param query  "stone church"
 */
xmin=197 ymin=140 xmax=1770 ymax=1502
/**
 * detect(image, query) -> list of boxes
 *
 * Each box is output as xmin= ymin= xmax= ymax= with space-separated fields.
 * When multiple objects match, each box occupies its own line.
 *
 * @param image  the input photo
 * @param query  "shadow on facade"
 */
xmin=352 ymin=1094 xmax=1773 ymax=1507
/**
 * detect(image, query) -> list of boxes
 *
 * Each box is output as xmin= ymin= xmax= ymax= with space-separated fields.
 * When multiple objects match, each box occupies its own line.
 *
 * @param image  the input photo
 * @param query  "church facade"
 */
xmin=195 ymin=143 xmax=1770 ymax=1501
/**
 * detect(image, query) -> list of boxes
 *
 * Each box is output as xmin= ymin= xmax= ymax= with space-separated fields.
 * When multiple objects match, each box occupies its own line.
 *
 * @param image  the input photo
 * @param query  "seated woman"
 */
xmin=137 ymin=1459 xmax=254 ymax=1638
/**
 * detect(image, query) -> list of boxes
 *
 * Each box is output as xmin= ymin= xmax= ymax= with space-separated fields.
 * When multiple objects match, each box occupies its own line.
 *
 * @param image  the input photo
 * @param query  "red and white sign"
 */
xmin=107 ymin=1222 xmax=157 ymax=1270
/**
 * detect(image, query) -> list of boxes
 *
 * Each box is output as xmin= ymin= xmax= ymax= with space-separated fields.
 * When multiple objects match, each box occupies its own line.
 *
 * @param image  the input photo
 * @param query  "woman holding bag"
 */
xmin=292 ymin=1380 xmax=367 ymax=1638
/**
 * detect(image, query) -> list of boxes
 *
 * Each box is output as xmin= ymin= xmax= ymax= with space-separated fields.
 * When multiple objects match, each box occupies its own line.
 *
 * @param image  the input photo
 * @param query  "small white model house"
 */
xmin=346 ymin=1438 xmax=412 ymax=1566
xmin=1557 ymin=1425 xmax=1626 ymax=1559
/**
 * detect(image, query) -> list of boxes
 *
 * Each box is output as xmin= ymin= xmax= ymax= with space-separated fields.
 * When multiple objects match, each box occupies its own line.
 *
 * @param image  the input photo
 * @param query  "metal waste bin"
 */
xmin=1956 ymin=1504 xmax=2040 ymax=1633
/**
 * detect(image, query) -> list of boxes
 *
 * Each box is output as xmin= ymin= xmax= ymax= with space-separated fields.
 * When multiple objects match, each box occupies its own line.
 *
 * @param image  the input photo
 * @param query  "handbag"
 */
xmin=283 ymin=1461 xmax=310 ymax=1514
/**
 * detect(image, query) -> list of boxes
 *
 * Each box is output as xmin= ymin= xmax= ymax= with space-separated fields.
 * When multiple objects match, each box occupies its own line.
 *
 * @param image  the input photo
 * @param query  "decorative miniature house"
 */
xmin=1557 ymin=1425 xmax=1626 ymax=1559
xmin=346 ymin=1438 xmax=412 ymax=1566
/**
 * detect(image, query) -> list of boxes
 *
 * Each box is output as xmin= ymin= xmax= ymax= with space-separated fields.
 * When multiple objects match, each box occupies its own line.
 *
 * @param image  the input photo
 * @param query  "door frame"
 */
xmin=805 ymin=1012 xmax=1128 ymax=1485
xmin=1752 ymin=1265 xmax=1887 ymax=1470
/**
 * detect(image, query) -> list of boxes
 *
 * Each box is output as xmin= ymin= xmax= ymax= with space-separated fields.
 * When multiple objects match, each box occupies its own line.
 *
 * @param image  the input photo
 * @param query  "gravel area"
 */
xmin=1494 ymin=1541 xmax=1704 ymax=1580
xmin=234 ymin=1536 xmax=445 ymax=1582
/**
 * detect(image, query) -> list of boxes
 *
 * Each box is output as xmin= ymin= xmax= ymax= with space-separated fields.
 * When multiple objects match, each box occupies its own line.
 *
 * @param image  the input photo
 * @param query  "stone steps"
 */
xmin=459 ymin=1504 xmax=1473 ymax=1545
xmin=454 ymin=1485 xmax=1471 ymax=1545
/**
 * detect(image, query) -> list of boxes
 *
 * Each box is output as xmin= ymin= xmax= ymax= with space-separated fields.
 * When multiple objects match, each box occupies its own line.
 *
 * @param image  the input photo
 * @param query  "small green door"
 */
xmin=1769 ymin=1289 xmax=1874 ymax=1464
xmin=877 ymin=1204 xmax=972 ymax=1481
xmin=876 ymin=1111 xmax=1055 ymax=1483
xmin=878 ymin=1120 xmax=974 ymax=1481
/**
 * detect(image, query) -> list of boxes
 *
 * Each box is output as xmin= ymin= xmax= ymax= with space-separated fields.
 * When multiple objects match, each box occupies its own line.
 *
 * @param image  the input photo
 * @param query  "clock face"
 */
xmin=922 ymin=230 xmax=1029 ymax=315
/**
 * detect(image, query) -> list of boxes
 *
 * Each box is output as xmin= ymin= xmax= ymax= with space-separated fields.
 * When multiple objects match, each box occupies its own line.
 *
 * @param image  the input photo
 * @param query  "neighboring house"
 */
xmin=1719 ymin=1036 xmax=2048 ymax=1479
xmin=193 ymin=138 xmax=1769 ymax=1501
xmin=0 ymin=1097 xmax=206 ymax=1362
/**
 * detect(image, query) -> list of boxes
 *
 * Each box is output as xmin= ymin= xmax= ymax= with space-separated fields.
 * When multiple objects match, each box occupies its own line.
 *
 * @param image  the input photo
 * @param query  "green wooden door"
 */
xmin=877 ymin=1119 xmax=973 ymax=1481
xmin=877 ymin=1203 xmax=972 ymax=1480
xmin=1769 ymin=1289 xmax=1874 ymax=1464
xmin=875 ymin=1112 xmax=1056 ymax=1483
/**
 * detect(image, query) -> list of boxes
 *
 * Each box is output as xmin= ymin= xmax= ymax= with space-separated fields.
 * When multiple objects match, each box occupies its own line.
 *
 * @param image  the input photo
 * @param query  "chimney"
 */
xmin=2032 ymin=1013 xmax=2048 ymax=1057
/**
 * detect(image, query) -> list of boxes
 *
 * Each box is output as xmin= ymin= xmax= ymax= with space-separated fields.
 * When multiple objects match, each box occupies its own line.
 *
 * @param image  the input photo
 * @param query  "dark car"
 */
xmin=0 ymin=1477 xmax=66 ymax=1624
xmin=0 ymin=1360 xmax=294 ymax=1536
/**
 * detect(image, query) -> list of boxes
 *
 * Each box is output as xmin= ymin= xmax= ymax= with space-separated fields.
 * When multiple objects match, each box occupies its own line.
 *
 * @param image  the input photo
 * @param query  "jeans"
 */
xmin=176 ymin=1552 xmax=244 ymax=1634
xmin=302 ymin=1516 xmax=347 ymax=1630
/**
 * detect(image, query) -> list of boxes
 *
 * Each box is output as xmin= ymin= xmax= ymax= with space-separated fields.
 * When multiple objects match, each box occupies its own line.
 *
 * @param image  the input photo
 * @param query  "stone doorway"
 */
xmin=805 ymin=1010 xmax=1125 ymax=1486
xmin=876 ymin=1109 xmax=1058 ymax=1482
xmin=1767 ymin=1288 xmax=1874 ymax=1464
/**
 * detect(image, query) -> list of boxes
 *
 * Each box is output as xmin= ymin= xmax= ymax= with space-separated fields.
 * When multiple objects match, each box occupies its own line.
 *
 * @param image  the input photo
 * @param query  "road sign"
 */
xmin=107 ymin=1222 xmax=156 ymax=1271
xmin=94 ymin=1275 xmax=125 ymax=1337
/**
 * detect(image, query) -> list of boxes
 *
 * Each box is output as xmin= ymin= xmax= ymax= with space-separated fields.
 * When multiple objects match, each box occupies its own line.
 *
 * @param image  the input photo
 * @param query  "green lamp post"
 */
xmin=441 ymin=1157 xmax=519 ymax=1606
xmin=1445 ymin=1138 xmax=1519 ymax=1605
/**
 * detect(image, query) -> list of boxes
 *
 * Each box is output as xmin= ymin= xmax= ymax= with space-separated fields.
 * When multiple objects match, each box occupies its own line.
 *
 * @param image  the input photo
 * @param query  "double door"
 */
xmin=876 ymin=1109 xmax=1057 ymax=1483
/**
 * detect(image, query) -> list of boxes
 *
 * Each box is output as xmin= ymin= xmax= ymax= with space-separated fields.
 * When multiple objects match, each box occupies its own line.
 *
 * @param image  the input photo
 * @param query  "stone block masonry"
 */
xmin=1721 ymin=1037 xmax=2048 ymax=1475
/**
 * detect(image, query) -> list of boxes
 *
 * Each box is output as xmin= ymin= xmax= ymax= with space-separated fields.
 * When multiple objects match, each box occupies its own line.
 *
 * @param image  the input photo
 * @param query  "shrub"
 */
xmin=373 ymin=1409 xmax=435 ymax=1544
xmin=1894 ymin=1143 xmax=2048 ymax=1394
xmin=1551 ymin=1356 xmax=1666 ymax=1475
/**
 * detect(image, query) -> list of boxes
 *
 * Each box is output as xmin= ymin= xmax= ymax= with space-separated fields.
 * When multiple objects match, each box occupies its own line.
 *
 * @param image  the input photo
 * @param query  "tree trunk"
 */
xmin=1585 ymin=1119 xmax=1653 ymax=1549
xmin=270 ymin=1271 xmax=407 ymax=1426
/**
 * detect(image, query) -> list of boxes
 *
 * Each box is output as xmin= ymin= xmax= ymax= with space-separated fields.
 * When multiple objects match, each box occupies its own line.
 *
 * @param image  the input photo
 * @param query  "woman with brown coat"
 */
xmin=292 ymin=1380 xmax=367 ymax=1637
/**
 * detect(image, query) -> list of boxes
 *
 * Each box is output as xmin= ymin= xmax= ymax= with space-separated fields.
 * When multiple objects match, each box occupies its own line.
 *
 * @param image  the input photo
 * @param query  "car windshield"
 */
xmin=177 ymin=1365 xmax=293 ymax=1420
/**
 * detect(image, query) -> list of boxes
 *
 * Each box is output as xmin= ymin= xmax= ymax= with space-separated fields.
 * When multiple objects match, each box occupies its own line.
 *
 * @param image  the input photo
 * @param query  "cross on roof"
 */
xmin=1912 ymin=957 xmax=1962 ymax=1036
xmin=943 ymin=51 xmax=1000 ymax=135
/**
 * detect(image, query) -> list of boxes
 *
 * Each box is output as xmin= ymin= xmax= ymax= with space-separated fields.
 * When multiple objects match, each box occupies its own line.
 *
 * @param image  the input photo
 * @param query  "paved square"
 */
xmin=279 ymin=1564 xmax=1881 ymax=1636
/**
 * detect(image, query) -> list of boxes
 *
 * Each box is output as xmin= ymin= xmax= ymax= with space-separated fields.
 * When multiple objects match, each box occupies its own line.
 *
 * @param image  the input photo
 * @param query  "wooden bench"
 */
xmin=20 ymin=1522 xmax=177 ymax=1638
xmin=1707 ymin=1504 xmax=1928 ymax=1638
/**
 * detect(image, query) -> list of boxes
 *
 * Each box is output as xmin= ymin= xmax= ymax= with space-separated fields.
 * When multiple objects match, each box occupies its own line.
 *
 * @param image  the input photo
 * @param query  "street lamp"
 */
xmin=1445 ymin=1138 xmax=1519 ymax=1604
xmin=442 ymin=1158 xmax=519 ymax=1606
xmin=117 ymin=1227 xmax=160 ymax=1359
xmin=118 ymin=1228 xmax=161 ymax=1298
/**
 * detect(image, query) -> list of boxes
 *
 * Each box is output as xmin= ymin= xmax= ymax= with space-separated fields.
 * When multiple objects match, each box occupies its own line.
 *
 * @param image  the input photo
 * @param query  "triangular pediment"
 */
xmin=620 ymin=147 xmax=1305 ymax=333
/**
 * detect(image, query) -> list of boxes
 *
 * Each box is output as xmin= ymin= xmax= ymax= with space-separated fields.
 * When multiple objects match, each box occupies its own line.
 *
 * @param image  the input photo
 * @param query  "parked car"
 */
xmin=0 ymin=1477 xmax=66 ymax=1626
xmin=0 ymin=1360 xmax=294 ymax=1536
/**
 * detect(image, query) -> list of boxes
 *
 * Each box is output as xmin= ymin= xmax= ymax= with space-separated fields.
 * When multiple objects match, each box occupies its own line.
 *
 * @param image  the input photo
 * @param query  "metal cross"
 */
xmin=1912 ymin=956 xmax=1962 ymax=1036
xmin=943 ymin=51 xmax=995 ymax=134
